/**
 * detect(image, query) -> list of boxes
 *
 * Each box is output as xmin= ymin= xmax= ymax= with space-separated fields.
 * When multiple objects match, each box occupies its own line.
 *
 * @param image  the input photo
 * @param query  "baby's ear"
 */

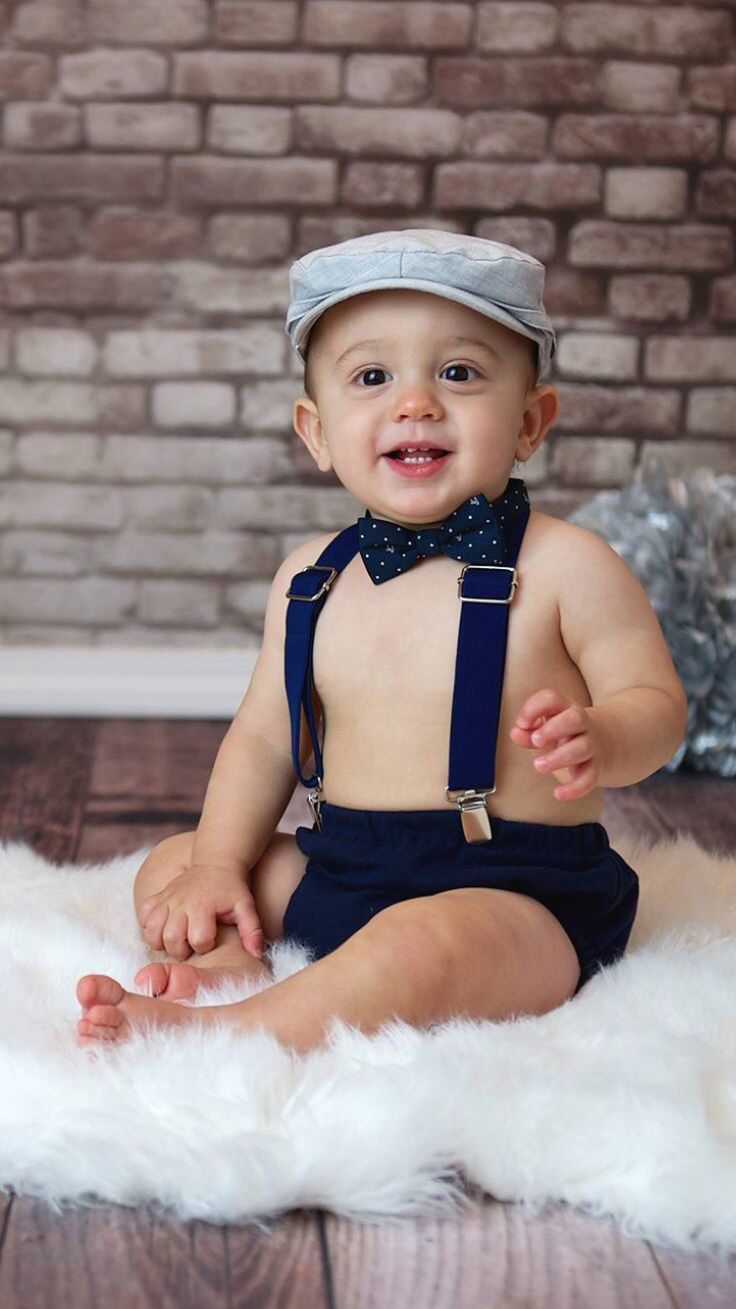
xmin=517 ymin=385 xmax=559 ymax=458
xmin=292 ymin=397 xmax=333 ymax=472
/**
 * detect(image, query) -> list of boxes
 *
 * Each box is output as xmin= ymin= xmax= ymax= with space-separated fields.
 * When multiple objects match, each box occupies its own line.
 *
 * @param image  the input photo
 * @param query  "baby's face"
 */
xmin=293 ymin=289 xmax=557 ymax=526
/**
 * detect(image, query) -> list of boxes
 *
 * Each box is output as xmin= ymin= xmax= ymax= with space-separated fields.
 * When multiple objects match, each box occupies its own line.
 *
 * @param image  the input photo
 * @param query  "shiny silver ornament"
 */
xmin=568 ymin=451 xmax=736 ymax=778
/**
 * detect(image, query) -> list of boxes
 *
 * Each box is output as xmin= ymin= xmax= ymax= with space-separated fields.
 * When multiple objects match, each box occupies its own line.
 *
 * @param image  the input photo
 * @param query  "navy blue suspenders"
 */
xmin=284 ymin=502 xmax=529 ymax=843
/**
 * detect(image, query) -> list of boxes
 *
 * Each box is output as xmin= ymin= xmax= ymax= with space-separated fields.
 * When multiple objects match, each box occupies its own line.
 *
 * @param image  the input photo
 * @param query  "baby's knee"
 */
xmin=134 ymin=830 xmax=196 ymax=908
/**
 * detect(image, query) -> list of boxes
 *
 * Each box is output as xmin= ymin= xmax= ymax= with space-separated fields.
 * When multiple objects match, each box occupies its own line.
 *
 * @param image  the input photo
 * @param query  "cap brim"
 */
xmin=287 ymin=278 xmax=554 ymax=378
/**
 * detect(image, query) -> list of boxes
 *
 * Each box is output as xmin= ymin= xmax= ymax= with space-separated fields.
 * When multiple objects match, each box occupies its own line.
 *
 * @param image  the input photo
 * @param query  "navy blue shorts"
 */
xmin=282 ymin=802 xmax=640 ymax=995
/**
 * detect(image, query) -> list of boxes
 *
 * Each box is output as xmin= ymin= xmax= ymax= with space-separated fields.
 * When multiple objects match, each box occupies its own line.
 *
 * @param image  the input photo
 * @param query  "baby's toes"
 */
xmin=134 ymin=962 xmax=171 ymax=996
xmin=76 ymin=973 xmax=126 ymax=1011
xmin=77 ymin=1014 xmax=122 ymax=1042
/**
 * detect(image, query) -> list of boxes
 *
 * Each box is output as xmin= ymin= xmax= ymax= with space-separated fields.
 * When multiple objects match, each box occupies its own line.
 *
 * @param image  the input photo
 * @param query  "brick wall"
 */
xmin=0 ymin=0 xmax=734 ymax=647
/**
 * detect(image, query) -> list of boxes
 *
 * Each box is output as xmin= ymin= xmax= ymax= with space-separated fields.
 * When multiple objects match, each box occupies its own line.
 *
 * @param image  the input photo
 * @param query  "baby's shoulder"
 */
xmin=261 ymin=530 xmax=344 ymax=654
xmin=278 ymin=529 xmax=342 ymax=579
xmin=525 ymin=509 xmax=616 ymax=567
xmin=269 ymin=529 xmax=343 ymax=605
xmin=526 ymin=508 xmax=640 ymax=627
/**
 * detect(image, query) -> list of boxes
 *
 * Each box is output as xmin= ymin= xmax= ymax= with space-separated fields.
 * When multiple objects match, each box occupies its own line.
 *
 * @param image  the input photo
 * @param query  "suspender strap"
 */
xmin=283 ymin=523 xmax=358 ymax=806
xmin=445 ymin=503 xmax=528 ymax=841
xmin=283 ymin=507 xmax=529 ymax=841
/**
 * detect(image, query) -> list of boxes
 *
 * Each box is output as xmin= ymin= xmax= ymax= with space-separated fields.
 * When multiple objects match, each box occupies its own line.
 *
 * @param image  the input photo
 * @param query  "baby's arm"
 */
xmin=511 ymin=523 xmax=688 ymax=800
xmin=138 ymin=541 xmax=323 ymax=959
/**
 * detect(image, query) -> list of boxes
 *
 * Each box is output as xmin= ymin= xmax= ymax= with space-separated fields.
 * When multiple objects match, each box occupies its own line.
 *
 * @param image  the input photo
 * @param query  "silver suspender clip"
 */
xmin=286 ymin=565 xmax=337 ymax=601
xmin=445 ymin=787 xmax=496 ymax=842
xmin=307 ymin=777 xmax=324 ymax=833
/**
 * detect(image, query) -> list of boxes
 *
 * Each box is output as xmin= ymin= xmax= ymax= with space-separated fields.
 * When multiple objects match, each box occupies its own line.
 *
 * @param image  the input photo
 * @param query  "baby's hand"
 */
xmin=510 ymin=688 xmax=606 ymax=802
xmin=138 ymin=865 xmax=264 ymax=962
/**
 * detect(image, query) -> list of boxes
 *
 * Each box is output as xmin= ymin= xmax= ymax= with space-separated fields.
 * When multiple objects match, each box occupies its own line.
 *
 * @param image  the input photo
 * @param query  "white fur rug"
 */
xmin=2 ymin=831 xmax=736 ymax=1254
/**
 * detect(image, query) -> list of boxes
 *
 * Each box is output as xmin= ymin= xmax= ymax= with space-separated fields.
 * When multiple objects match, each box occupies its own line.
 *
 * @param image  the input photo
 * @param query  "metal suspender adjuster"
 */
xmin=307 ymin=778 xmax=324 ymax=832
xmin=457 ymin=563 xmax=518 ymax=603
xmin=445 ymin=786 xmax=496 ymax=842
xmin=286 ymin=564 xmax=337 ymax=601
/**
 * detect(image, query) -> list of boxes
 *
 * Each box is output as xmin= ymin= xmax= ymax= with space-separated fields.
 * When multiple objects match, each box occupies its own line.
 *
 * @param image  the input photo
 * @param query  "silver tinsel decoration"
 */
xmin=568 ymin=451 xmax=736 ymax=778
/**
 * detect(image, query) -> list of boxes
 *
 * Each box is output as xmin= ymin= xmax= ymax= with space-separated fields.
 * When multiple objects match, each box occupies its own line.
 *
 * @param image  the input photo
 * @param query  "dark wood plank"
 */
xmin=324 ymin=1194 xmax=674 ymax=1308
xmin=86 ymin=717 xmax=223 ymax=813
xmin=636 ymin=770 xmax=736 ymax=853
xmin=603 ymin=768 xmax=736 ymax=857
xmin=0 ymin=718 xmax=94 ymax=863
xmin=76 ymin=719 xmax=311 ymax=862
xmin=602 ymin=785 xmax=676 ymax=851
xmin=0 ymin=1194 xmax=11 ymax=1255
xmin=651 ymin=1243 xmax=736 ymax=1308
xmin=0 ymin=1198 xmax=329 ymax=1309
xmin=77 ymin=718 xmax=225 ymax=859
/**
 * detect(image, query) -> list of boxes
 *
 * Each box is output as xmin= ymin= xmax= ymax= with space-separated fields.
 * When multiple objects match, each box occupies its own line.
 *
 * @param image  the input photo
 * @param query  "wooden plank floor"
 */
xmin=1 ymin=716 xmax=735 ymax=1309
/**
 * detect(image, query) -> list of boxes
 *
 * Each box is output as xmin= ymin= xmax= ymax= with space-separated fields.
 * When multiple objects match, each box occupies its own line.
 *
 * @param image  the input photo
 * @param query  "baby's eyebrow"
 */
xmin=335 ymin=335 xmax=502 ymax=367
xmin=335 ymin=339 xmax=383 ymax=367
xmin=448 ymin=335 xmax=502 ymax=361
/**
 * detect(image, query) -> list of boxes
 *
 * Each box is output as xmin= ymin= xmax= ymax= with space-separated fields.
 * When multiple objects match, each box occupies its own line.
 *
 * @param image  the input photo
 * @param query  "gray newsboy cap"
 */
xmin=285 ymin=228 xmax=556 ymax=382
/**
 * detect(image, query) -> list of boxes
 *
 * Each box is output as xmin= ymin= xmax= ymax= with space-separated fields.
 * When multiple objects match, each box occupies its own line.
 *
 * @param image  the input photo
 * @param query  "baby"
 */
xmin=76 ymin=229 xmax=687 ymax=1052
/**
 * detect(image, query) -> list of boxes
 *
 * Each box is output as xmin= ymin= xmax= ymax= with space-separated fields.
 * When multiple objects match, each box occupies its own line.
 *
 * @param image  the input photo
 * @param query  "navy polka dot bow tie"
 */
xmin=357 ymin=478 xmax=530 ymax=585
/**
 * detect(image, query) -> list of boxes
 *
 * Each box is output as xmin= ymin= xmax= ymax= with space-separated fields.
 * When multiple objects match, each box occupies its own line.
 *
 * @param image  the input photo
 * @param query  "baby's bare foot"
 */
xmin=132 ymin=952 xmax=269 ymax=1000
xmin=76 ymin=973 xmax=197 ymax=1045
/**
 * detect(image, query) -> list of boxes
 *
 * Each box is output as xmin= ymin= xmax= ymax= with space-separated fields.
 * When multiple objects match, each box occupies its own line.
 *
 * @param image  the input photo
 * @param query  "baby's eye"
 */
xmin=355 ymin=367 xmax=389 ymax=387
xmin=442 ymin=362 xmax=479 ymax=382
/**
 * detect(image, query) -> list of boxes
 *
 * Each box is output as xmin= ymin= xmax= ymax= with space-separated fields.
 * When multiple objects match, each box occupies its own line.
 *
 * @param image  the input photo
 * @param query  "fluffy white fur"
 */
xmin=1 ymin=832 xmax=736 ymax=1253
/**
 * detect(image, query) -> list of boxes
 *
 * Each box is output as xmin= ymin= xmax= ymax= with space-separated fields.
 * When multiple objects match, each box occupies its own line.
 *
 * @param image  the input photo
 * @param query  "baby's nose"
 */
xmin=392 ymin=385 xmax=444 ymax=422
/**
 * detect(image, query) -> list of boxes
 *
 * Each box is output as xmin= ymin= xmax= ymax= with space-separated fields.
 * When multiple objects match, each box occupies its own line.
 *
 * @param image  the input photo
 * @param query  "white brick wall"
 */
xmin=0 ymin=5 xmax=733 ymax=651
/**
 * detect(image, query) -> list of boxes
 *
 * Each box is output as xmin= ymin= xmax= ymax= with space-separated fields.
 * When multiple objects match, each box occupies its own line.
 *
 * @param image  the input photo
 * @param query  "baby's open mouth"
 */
xmin=386 ymin=447 xmax=449 ymax=464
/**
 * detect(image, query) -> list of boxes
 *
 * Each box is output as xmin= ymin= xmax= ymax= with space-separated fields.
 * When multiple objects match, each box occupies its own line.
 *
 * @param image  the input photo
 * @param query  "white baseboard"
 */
xmin=0 ymin=647 xmax=259 ymax=718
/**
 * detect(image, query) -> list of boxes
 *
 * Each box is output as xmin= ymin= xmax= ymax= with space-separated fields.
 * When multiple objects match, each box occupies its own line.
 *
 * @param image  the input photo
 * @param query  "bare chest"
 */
xmin=310 ymin=520 xmax=601 ymax=823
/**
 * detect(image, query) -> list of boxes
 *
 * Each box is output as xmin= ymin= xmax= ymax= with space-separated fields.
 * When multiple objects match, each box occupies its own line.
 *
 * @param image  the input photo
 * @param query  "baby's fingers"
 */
xmin=510 ymin=712 xmax=552 ymax=750
xmin=552 ymin=759 xmax=599 ymax=802
xmin=231 ymin=898 xmax=265 ymax=959
xmin=138 ymin=892 xmax=162 ymax=930
xmin=140 ymin=901 xmax=168 ymax=951
xmin=509 ymin=723 xmax=537 ymax=749
xmin=187 ymin=911 xmax=219 ymax=955
xmin=534 ymin=733 xmax=592 ymax=774
xmin=161 ymin=908 xmax=192 ymax=961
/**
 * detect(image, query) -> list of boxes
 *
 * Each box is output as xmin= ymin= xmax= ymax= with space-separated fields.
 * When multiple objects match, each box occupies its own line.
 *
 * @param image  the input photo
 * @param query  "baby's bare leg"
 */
xmin=133 ymin=830 xmax=307 ymax=999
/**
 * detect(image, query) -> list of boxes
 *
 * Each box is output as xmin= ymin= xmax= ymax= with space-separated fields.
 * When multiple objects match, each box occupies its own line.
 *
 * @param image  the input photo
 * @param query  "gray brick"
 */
xmin=0 ymin=577 xmax=136 ymax=623
xmin=122 ymin=485 xmax=214 ymax=531
xmin=240 ymin=378 xmax=306 ymax=431
xmin=0 ymin=430 xmax=13 ymax=475
xmin=100 ymin=530 xmax=278 ymax=576
xmin=104 ymin=325 xmax=283 ymax=377
xmin=102 ymin=435 xmax=292 ymax=483
xmin=0 ymin=482 xmax=123 ymax=529
xmin=217 ymin=485 xmax=361 ymax=530
xmin=223 ymin=579 xmax=271 ymax=626
xmin=16 ymin=327 xmax=98 ymax=376
xmin=686 ymin=389 xmax=736 ymax=435
xmin=550 ymin=436 xmax=637 ymax=486
xmin=138 ymin=580 xmax=219 ymax=626
xmin=152 ymin=382 xmax=236 ymax=429
xmin=0 ymin=530 xmax=92 ymax=575
xmin=556 ymin=332 xmax=640 ymax=380
xmin=640 ymin=439 xmax=736 ymax=473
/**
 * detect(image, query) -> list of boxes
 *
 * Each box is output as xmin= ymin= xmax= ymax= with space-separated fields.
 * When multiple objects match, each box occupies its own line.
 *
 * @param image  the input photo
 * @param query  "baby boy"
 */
xmin=76 ymin=229 xmax=687 ymax=1052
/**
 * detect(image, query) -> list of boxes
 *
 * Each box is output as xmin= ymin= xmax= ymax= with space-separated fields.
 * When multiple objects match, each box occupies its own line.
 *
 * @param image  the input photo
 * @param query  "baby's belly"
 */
xmin=310 ymin=541 xmax=603 ymax=828
xmin=318 ymin=705 xmax=604 ymax=826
